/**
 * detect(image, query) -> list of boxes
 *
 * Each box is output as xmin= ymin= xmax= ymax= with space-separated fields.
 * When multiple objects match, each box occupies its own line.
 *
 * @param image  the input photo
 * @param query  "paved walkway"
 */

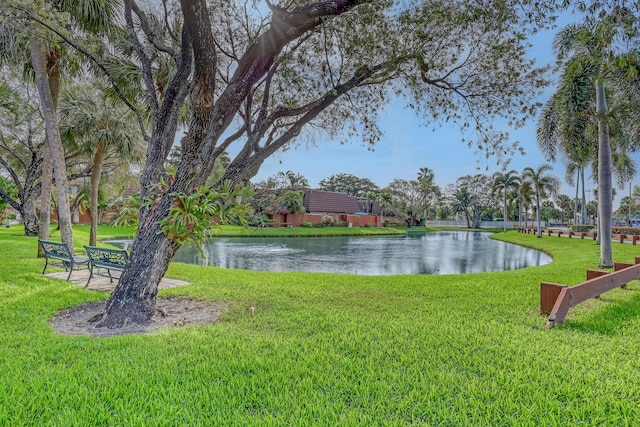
xmin=45 ymin=269 xmax=190 ymax=292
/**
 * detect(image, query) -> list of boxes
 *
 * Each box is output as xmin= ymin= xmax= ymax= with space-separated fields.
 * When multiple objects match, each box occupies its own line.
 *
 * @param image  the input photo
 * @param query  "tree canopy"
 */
xmin=2 ymin=0 xmax=564 ymax=328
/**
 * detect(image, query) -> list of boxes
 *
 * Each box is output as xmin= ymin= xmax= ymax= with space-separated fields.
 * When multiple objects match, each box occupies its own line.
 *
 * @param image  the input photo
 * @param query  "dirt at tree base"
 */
xmin=49 ymin=296 xmax=224 ymax=337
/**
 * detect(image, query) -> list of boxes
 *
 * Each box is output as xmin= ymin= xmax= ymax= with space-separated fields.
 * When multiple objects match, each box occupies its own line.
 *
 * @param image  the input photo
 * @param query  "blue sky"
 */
xmin=247 ymin=11 xmax=638 ymax=207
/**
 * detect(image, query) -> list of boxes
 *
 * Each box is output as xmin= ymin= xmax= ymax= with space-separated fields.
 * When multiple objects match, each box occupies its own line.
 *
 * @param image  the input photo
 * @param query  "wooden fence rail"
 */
xmin=518 ymin=227 xmax=640 ymax=245
xmin=541 ymin=257 xmax=640 ymax=328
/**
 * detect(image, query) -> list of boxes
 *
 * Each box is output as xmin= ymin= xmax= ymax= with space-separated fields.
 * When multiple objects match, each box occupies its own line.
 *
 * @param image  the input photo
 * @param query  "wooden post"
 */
xmin=545 ymin=287 xmax=571 ymax=328
xmin=540 ymin=282 xmax=567 ymax=315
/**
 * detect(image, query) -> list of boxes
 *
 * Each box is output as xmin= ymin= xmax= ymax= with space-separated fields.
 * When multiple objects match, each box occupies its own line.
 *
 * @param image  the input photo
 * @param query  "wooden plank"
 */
xmin=569 ymin=264 xmax=640 ymax=305
xmin=546 ymin=287 xmax=571 ymax=328
xmin=540 ymin=282 xmax=567 ymax=315
xmin=615 ymin=262 xmax=633 ymax=271
xmin=586 ymin=269 xmax=608 ymax=280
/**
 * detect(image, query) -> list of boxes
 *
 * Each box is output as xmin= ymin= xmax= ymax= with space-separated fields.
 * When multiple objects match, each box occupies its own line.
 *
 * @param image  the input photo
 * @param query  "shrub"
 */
xmin=333 ymin=221 xmax=346 ymax=227
xmin=569 ymin=225 xmax=596 ymax=233
xmin=302 ymin=221 xmax=313 ymax=228
xmin=612 ymin=226 xmax=640 ymax=236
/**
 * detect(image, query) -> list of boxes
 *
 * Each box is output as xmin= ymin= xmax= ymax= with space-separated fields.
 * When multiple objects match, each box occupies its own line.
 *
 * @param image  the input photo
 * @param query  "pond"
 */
xmin=156 ymin=231 xmax=550 ymax=276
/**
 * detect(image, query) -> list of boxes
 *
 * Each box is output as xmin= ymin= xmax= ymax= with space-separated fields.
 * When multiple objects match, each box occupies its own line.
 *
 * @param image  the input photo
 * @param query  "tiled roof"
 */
xmin=303 ymin=190 xmax=360 ymax=214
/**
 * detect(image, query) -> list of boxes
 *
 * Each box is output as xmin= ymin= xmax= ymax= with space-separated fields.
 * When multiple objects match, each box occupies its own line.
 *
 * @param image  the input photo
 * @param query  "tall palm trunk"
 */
xmin=574 ymin=169 xmax=579 ymax=225
xmin=30 ymin=33 xmax=74 ymax=252
xmin=536 ymin=195 xmax=542 ymax=237
xmin=503 ymin=193 xmax=508 ymax=232
xmin=36 ymin=48 xmax=61 ymax=255
xmin=37 ymin=142 xmax=52 ymax=256
xmin=580 ymin=168 xmax=587 ymax=224
xmin=89 ymin=142 xmax=104 ymax=246
xmin=596 ymin=80 xmax=613 ymax=268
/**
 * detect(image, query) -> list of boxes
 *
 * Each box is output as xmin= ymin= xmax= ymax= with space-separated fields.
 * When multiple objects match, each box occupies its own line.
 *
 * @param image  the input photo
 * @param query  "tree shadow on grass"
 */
xmin=561 ymin=287 xmax=640 ymax=335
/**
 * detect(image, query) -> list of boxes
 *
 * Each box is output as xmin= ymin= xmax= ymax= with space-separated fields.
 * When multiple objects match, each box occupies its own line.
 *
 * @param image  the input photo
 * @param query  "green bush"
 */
xmin=569 ymin=225 xmax=596 ymax=233
xmin=302 ymin=221 xmax=313 ymax=228
xmin=612 ymin=226 xmax=640 ymax=235
xmin=332 ymin=221 xmax=346 ymax=227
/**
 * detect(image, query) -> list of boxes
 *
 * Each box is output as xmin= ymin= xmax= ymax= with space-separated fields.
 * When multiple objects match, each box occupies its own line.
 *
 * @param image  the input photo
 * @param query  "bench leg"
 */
xmin=42 ymin=258 xmax=48 ymax=275
xmin=66 ymin=262 xmax=74 ymax=281
xmin=85 ymin=265 xmax=93 ymax=288
xmin=107 ymin=269 xmax=114 ymax=283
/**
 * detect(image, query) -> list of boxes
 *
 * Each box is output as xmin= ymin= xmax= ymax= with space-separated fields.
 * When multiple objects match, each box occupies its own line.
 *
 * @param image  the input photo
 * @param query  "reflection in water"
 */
xmin=167 ymin=231 xmax=551 ymax=276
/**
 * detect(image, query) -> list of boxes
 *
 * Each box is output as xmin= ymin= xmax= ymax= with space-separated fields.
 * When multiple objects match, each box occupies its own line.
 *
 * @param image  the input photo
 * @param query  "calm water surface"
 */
xmin=168 ymin=231 xmax=551 ymax=275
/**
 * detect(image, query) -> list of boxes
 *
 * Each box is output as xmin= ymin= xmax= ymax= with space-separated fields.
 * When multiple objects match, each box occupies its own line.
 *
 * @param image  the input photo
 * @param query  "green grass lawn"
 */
xmin=2 ymin=225 xmax=640 ymax=425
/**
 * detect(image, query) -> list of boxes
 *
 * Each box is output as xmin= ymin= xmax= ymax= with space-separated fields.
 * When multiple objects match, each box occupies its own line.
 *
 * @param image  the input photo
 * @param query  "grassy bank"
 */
xmin=2 ymin=226 xmax=640 ymax=425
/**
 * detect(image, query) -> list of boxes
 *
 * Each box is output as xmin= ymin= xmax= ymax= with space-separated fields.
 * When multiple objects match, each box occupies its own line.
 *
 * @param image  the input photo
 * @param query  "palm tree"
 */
xmin=551 ymin=14 xmax=640 ymax=267
xmin=277 ymin=171 xmax=308 ymax=191
xmin=451 ymin=187 xmax=474 ymax=229
xmin=417 ymin=167 xmax=435 ymax=183
xmin=491 ymin=170 xmax=520 ymax=232
xmin=3 ymin=0 xmax=119 ymax=253
xmin=59 ymin=86 xmax=143 ymax=246
xmin=516 ymin=180 xmax=534 ymax=227
xmin=375 ymin=189 xmax=392 ymax=226
xmin=522 ymin=165 xmax=560 ymax=238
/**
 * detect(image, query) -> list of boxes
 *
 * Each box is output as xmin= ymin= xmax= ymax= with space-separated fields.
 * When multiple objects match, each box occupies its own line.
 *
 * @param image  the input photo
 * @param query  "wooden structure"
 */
xmin=518 ymin=227 xmax=640 ymax=245
xmin=269 ymin=190 xmax=381 ymax=228
xmin=541 ymin=258 xmax=640 ymax=328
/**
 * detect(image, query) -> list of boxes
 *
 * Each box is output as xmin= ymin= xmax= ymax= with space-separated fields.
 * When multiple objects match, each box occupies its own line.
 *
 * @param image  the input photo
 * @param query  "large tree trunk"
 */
xmin=95 ymin=216 xmax=180 ymax=327
xmin=22 ymin=194 xmax=39 ymax=236
xmin=89 ymin=142 xmax=104 ymax=246
xmin=596 ymin=80 xmax=613 ymax=268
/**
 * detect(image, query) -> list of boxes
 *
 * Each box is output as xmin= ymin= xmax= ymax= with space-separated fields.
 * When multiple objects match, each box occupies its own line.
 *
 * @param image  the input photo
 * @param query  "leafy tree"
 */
xmin=555 ymin=194 xmax=575 ymax=222
xmin=387 ymin=171 xmax=440 ymax=226
xmin=0 ymin=74 xmax=42 ymax=235
xmin=0 ymin=176 xmax=17 ymax=219
xmin=448 ymin=174 xmax=495 ymax=228
xmin=0 ymin=71 xmax=92 ymax=235
xmin=319 ymin=173 xmax=378 ymax=197
xmin=23 ymin=0 xmax=560 ymax=328
xmin=523 ymin=165 xmax=560 ymax=237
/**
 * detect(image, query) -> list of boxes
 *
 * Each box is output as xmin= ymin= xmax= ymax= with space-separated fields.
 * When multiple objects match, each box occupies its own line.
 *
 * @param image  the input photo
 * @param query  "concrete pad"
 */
xmin=45 ymin=269 xmax=190 ymax=292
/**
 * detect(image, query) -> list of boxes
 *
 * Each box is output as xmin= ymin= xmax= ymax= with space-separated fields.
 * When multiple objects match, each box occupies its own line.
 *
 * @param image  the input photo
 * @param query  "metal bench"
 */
xmin=84 ymin=246 xmax=129 ymax=288
xmin=38 ymin=239 xmax=90 ymax=281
